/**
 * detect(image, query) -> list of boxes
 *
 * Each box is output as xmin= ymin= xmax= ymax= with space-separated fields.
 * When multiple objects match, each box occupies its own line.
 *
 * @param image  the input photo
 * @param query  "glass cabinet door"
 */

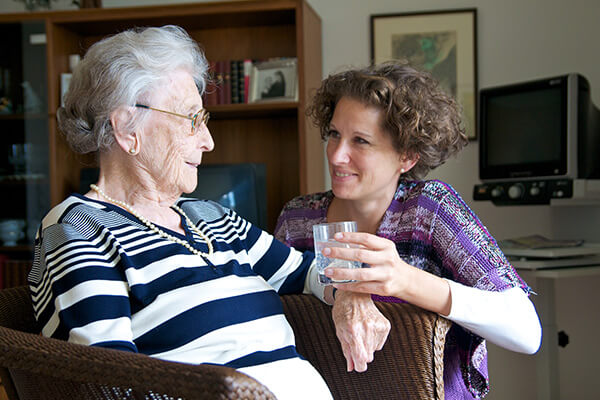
xmin=0 ymin=21 xmax=49 ymax=284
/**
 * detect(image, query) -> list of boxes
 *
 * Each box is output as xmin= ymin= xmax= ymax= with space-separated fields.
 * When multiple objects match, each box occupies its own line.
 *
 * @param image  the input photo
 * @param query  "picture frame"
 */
xmin=249 ymin=58 xmax=298 ymax=103
xmin=371 ymin=9 xmax=478 ymax=139
xmin=60 ymin=72 xmax=72 ymax=107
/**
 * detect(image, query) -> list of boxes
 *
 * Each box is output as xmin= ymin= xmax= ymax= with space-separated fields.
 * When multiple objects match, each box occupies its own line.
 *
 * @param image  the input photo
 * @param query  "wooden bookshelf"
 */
xmin=0 ymin=0 xmax=324 ymax=232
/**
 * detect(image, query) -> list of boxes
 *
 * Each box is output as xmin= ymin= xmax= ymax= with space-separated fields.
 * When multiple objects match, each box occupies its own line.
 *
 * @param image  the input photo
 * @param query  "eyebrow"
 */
xmin=329 ymin=122 xmax=374 ymax=138
xmin=188 ymin=104 xmax=203 ymax=113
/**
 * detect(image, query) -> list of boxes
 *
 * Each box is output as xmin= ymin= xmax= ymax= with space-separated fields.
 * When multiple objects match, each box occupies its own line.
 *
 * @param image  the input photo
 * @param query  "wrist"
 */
xmin=334 ymin=289 xmax=371 ymax=302
xmin=324 ymin=285 xmax=337 ymax=305
xmin=398 ymin=263 xmax=419 ymax=299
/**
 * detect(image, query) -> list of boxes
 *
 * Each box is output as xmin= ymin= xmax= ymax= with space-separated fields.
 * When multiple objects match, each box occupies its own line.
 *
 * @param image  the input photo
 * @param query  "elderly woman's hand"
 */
xmin=331 ymin=290 xmax=391 ymax=372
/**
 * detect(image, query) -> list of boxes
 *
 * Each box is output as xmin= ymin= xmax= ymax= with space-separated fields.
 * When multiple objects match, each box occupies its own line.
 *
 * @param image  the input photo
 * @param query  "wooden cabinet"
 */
xmin=0 ymin=0 xmax=324 ymax=232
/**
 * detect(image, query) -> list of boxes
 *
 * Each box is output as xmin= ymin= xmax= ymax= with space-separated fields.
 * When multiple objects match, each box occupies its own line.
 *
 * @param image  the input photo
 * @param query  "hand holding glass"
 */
xmin=313 ymin=221 xmax=361 ymax=284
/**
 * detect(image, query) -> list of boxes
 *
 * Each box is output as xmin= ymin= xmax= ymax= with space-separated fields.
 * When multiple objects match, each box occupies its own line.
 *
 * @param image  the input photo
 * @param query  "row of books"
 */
xmin=202 ymin=58 xmax=298 ymax=105
xmin=203 ymin=59 xmax=253 ymax=106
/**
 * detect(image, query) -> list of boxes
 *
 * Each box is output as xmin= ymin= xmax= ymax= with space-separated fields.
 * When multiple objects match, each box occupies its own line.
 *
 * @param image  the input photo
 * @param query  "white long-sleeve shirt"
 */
xmin=445 ymin=279 xmax=541 ymax=354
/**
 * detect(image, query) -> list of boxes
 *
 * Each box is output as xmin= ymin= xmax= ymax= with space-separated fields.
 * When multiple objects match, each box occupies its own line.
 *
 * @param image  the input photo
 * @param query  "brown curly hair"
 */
xmin=307 ymin=61 xmax=468 ymax=180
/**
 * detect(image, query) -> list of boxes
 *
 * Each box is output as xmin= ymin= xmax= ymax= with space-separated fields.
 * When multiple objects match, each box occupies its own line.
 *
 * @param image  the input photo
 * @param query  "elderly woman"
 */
xmin=28 ymin=25 xmax=332 ymax=399
xmin=274 ymin=62 xmax=542 ymax=399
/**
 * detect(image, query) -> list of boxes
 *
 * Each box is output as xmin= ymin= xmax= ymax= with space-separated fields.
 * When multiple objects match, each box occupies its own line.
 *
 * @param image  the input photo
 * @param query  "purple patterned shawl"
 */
xmin=274 ymin=180 xmax=531 ymax=399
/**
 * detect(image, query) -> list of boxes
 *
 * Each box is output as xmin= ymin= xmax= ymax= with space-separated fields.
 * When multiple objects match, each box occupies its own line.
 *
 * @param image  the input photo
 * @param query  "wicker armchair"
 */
xmin=0 ymin=286 xmax=451 ymax=400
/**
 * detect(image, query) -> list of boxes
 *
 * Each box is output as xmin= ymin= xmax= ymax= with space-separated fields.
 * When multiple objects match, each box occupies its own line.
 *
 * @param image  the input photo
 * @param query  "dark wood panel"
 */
xmin=206 ymin=102 xmax=298 ymax=119
xmin=46 ymin=2 xmax=296 ymax=34
xmin=193 ymin=24 xmax=296 ymax=61
xmin=297 ymin=0 xmax=324 ymax=194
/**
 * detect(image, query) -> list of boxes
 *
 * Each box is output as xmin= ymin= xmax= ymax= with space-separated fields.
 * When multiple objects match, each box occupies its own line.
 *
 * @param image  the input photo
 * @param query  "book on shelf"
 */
xmin=223 ymin=61 xmax=231 ymax=105
xmin=230 ymin=60 xmax=240 ymax=104
xmin=243 ymin=59 xmax=253 ymax=104
xmin=203 ymin=60 xmax=218 ymax=106
xmin=216 ymin=60 xmax=226 ymax=105
xmin=236 ymin=60 xmax=245 ymax=104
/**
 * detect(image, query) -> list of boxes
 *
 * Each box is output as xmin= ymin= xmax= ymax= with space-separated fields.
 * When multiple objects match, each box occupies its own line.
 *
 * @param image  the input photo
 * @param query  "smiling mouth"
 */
xmin=186 ymin=162 xmax=199 ymax=168
xmin=334 ymin=171 xmax=354 ymax=177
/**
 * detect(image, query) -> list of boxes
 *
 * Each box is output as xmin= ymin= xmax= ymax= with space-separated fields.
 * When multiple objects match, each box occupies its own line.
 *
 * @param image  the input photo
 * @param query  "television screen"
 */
xmin=79 ymin=163 xmax=268 ymax=230
xmin=485 ymin=87 xmax=563 ymax=167
xmin=190 ymin=163 xmax=267 ymax=230
xmin=479 ymin=75 xmax=572 ymax=180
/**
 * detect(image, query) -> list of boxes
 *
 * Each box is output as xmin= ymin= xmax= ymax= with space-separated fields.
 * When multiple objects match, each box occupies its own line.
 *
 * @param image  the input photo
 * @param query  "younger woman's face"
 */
xmin=326 ymin=97 xmax=408 ymax=202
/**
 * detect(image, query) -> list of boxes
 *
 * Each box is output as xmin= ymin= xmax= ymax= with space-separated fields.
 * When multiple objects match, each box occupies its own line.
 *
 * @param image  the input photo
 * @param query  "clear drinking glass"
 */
xmin=313 ymin=221 xmax=361 ymax=285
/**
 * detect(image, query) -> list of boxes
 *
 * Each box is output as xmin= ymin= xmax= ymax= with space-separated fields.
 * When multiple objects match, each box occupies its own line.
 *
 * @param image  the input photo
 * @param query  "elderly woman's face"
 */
xmin=326 ymin=97 xmax=406 ymax=202
xmin=139 ymin=69 xmax=213 ymax=195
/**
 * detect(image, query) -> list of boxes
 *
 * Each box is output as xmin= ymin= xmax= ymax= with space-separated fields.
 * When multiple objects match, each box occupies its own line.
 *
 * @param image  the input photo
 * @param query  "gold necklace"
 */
xmin=90 ymin=184 xmax=213 ymax=257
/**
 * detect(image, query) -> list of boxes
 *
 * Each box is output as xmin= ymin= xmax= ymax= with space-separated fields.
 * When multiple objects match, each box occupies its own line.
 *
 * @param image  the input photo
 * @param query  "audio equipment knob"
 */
xmin=491 ymin=186 xmax=503 ymax=198
xmin=529 ymin=186 xmax=541 ymax=196
xmin=508 ymin=183 xmax=525 ymax=199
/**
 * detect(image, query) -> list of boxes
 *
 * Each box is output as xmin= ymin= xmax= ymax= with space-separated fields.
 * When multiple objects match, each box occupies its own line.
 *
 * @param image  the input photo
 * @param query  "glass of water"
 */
xmin=313 ymin=221 xmax=361 ymax=285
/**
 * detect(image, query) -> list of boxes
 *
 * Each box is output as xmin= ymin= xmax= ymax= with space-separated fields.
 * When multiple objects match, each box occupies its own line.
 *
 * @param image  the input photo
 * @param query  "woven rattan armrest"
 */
xmin=0 ymin=326 xmax=275 ymax=400
xmin=0 ymin=286 xmax=274 ymax=400
xmin=281 ymin=294 xmax=452 ymax=400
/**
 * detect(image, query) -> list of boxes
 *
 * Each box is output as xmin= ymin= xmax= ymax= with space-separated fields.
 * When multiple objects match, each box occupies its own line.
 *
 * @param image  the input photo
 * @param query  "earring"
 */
xmin=400 ymin=168 xmax=405 ymax=174
xmin=128 ymin=148 xmax=137 ymax=155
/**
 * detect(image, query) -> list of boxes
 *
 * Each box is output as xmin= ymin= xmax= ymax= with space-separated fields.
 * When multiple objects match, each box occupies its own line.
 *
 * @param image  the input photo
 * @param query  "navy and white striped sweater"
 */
xmin=28 ymin=194 xmax=332 ymax=399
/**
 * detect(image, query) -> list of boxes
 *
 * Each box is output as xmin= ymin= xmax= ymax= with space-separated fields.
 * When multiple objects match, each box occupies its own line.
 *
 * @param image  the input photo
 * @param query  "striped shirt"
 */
xmin=29 ymin=194 xmax=332 ymax=399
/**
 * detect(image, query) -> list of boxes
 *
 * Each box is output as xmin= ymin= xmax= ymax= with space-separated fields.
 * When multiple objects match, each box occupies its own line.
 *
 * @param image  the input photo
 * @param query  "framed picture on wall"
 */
xmin=371 ymin=9 xmax=478 ymax=139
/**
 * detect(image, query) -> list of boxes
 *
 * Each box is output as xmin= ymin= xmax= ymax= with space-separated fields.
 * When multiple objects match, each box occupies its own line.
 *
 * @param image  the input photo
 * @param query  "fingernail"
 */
xmin=334 ymin=232 xmax=343 ymax=240
xmin=322 ymin=247 xmax=331 ymax=256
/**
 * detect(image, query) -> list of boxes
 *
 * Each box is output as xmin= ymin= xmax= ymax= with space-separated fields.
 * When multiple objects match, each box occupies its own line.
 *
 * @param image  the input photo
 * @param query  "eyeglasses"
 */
xmin=135 ymin=104 xmax=210 ymax=136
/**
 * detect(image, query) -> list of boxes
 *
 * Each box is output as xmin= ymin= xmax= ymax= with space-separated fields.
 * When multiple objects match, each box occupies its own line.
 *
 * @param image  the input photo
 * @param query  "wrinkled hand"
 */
xmin=331 ymin=290 xmax=391 ymax=372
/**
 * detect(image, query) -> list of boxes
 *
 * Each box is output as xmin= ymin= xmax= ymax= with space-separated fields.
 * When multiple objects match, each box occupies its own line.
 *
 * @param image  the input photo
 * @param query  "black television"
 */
xmin=189 ymin=163 xmax=267 ymax=230
xmin=79 ymin=163 xmax=268 ymax=229
xmin=475 ymin=73 xmax=600 ymax=205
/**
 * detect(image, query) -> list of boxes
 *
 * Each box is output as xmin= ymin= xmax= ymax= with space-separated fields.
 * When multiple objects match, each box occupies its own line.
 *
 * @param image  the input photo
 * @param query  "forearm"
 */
xmin=403 ymin=266 xmax=452 ymax=316
xmin=445 ymin=280 xmax=541 ymax=354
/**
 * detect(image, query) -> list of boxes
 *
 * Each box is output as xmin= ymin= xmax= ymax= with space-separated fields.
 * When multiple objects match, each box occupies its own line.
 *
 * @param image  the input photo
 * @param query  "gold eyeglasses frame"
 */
xmin=135 ymin=104 xmax=210 ymax=136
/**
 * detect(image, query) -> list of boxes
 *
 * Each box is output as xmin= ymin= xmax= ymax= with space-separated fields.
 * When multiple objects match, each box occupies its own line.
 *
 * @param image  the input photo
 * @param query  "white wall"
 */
xmin=4 ymin=0 xmax=599 ymax=398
